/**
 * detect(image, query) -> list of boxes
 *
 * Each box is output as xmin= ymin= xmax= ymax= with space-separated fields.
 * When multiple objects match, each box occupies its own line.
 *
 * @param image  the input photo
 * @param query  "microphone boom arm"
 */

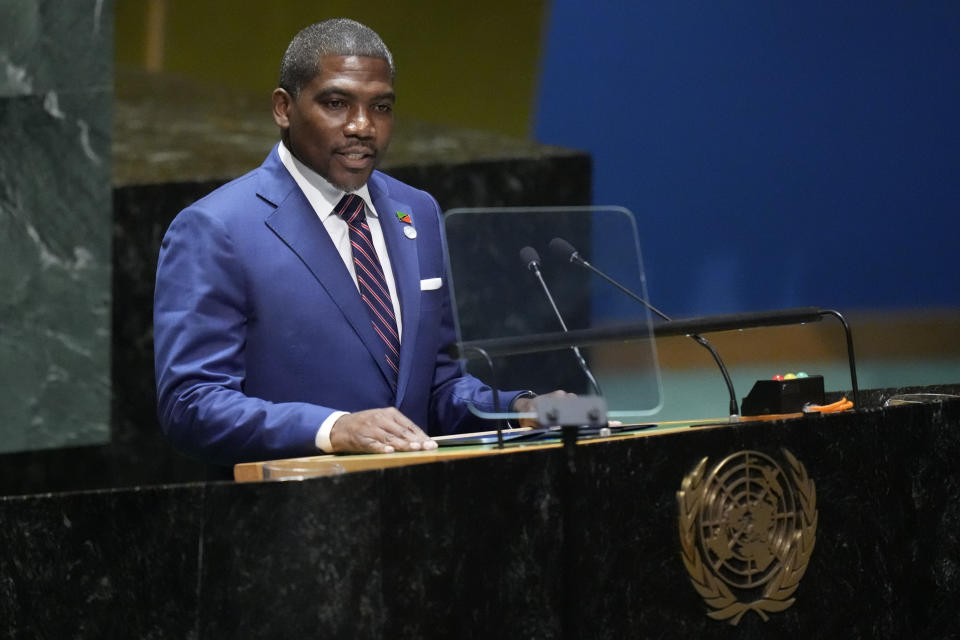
xmin=553 ymin=238 xmax=740 ymax=418
xmin=522 ymin=246 xmax=604 ymax=396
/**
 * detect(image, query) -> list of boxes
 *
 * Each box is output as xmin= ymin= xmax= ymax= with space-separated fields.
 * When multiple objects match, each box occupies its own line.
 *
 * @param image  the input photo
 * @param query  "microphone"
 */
xmin=549 ymin=237 xmax=740 ymax=419
xmin=519 ymin=246 xmax=603 ymax=396
xmin=520 ymin=245 xmax=541 ymax=272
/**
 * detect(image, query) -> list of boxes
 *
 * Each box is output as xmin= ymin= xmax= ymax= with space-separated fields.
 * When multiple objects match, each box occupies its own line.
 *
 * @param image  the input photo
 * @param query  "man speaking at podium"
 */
xmin=153 ymin=19 xmax=544 ymax=466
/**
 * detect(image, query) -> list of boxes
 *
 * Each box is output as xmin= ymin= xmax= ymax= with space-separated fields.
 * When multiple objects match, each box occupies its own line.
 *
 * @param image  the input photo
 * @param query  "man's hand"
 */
xmin=330 ymin=408 xmax=438 ymax=454
xmin=511 ymin=390 xmax=575 ymax=428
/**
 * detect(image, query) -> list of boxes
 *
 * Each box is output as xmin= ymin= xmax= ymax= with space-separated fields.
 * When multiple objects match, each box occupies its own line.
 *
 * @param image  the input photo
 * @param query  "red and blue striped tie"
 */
xmin=335 ymin=194 xmax=400 ymax=386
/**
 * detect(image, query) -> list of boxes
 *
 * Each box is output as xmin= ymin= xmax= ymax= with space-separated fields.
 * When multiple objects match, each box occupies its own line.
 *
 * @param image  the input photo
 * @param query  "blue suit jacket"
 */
xmin=154 ymin=145 xmax=518 ymax=465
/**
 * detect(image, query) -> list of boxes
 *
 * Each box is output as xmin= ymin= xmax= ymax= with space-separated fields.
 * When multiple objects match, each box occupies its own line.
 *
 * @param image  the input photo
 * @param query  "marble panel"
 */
xmin=0 ymin=483 xmax=203 ymax=638
xmin=198 ymin=474 xmax=385 ymax=638
xmin=377 ymin=453 xmax=564 ymax=639
xmin=0 ymin=0 xmax=112 ymax=98
xmin=0 ymin=0 xmax=112 ymax=454
xmin=0 ymin=88 xmax=112 ymax=453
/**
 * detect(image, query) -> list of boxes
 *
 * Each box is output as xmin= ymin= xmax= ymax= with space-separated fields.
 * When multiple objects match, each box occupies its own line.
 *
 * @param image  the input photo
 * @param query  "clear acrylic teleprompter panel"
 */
xmin=443 ymin=206 xmax=663 ymax=420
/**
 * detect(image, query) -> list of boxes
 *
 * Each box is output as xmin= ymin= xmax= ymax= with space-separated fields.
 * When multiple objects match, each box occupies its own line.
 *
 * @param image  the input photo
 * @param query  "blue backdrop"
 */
xmin=534 ymin=2 xmax=960 ymax=316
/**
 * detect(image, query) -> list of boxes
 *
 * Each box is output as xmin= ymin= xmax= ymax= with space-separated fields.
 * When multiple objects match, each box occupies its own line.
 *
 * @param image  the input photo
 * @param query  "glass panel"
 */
xmin=443 ymin=206 xmax=662 ymax=422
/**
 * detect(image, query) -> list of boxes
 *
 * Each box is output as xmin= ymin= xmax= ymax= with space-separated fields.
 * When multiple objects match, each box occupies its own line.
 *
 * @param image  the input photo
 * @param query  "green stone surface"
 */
xmin=0 ymin=0 xmax=112 ymax=453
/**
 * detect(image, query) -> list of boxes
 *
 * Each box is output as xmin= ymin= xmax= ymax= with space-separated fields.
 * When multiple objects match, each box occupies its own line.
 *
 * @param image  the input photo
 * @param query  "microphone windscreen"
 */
xmin=519 ymin=245 xmax=541 ymax=267
xmin=549 ymin=237 xmax=577 ymax=262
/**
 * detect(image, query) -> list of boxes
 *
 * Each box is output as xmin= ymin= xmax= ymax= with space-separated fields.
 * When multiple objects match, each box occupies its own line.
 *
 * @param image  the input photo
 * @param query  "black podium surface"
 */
xmin=2 ymin=386 xmax=959 ymax=638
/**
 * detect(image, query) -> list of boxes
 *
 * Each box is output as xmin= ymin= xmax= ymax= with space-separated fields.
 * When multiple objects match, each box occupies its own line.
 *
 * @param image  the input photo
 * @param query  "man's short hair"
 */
xmin=278 ymin=18 xmax=395 ymax=97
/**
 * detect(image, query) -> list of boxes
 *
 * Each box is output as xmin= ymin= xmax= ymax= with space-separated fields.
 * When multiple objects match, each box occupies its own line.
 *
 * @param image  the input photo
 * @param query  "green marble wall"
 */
xmin=0 ymin=0 xmax=112 ymax=452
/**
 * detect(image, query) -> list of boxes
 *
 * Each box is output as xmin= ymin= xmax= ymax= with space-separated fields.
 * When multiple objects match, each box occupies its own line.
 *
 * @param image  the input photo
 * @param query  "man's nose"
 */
xmin=344 ymin=109 xmax=373 ymax=137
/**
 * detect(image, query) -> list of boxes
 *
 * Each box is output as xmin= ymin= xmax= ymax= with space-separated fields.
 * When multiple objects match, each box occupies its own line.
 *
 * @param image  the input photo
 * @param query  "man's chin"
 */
xmin=328 ymin=170 xmax=373 ymax=192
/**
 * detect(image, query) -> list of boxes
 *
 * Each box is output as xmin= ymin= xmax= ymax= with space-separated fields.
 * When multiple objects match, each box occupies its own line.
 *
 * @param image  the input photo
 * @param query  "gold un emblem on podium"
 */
xmin=677 ymin=449 xmax=818 ymax=625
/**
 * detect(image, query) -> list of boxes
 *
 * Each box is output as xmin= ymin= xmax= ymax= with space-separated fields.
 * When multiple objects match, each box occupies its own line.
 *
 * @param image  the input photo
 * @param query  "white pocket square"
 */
xmin=420 ymin=277 xmax=443 ymax=291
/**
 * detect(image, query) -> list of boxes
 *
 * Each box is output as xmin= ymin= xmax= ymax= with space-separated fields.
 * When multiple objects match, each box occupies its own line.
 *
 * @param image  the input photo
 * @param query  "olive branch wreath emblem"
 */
xmin=677 ymin=449 xmax=818 ymax=625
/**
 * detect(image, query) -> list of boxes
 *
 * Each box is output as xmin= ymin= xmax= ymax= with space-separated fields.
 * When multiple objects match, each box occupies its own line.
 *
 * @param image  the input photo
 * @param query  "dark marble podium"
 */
xmin=1 ymin=388 xmax=958 ymax=638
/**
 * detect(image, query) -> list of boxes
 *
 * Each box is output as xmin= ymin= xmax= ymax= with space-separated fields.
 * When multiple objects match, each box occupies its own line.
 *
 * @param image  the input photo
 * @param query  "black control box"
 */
xmin=741 ymin=375 xmax=825 ymax=416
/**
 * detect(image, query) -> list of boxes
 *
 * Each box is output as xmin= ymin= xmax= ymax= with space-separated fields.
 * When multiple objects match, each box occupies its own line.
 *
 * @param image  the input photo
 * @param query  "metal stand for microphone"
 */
xmin=461 ymin=346 xmax=505 ymax=448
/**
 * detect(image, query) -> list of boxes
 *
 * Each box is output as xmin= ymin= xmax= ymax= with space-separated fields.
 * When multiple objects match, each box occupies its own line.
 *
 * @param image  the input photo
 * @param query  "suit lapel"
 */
xmin=259 ymin=151 xmax=397 ymax=389
xmin=370 ymin=174 xmax=421 ymax=405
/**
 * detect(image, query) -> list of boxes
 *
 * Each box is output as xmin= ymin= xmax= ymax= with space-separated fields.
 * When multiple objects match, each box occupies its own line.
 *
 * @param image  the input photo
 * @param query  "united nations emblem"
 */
xmin=677 ymin=449 xmax=817 ymax=624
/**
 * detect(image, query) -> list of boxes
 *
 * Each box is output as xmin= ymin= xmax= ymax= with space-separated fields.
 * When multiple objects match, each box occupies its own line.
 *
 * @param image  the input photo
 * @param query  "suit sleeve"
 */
xmin=421 ymin=196 xmax=526 ymax=435
xmin=154 ymin=206 xmax=331 ymax=465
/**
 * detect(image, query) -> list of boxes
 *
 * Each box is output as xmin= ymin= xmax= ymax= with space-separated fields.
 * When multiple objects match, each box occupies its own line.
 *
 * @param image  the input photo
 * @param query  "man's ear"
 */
xmin=272 ymin=88 xmax=292 ymax=128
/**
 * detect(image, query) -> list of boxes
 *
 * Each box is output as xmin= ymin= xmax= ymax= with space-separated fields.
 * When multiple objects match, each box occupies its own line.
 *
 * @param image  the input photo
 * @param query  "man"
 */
xmin=153 ymin=19 xmax=542 ymax=466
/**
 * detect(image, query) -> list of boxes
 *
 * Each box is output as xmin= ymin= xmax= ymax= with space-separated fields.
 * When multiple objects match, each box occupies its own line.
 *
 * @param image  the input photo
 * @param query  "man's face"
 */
xmin=273 ymin=55 xmax=394 ymax=191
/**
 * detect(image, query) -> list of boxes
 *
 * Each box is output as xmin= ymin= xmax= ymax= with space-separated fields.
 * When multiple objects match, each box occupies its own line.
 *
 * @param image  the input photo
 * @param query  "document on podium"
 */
xmin=434 ymin=424 xmax=661 ymax=448
xmin=443 ymin=206 xmax=663 ymax=426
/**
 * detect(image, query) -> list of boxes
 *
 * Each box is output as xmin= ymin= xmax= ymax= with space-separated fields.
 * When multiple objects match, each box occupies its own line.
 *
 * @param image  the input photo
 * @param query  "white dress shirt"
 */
xmin=277 ymin=142 xmax=403 ymax=452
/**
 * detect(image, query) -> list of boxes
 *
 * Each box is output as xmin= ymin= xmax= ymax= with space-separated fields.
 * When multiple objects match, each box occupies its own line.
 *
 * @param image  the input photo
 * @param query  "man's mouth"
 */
xmin=336 ymin=148 xmax=376 ymax=166
xmin=336 ymin=148 xmax=377 ymax=173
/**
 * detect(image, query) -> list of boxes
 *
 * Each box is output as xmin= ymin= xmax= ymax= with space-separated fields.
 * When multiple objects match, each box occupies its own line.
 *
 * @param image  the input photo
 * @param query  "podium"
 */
xmin=2 ymin=387 xmax=958 ymax=637
xmin=220 ymin=390 xmax=959 ymax=637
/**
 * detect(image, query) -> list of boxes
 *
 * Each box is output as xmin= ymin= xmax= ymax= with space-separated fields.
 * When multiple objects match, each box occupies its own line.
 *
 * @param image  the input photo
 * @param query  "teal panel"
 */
xmin=0 ymin=0 xmax=112 ymax=452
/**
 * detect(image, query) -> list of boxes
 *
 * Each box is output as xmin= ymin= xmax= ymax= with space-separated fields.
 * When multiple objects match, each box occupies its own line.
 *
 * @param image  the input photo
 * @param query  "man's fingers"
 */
xmin=374 ymin=411 xmax=428 ymax=446
xmin=331 ymin=408 xmax=436 ymax=454
xmin=378 ymin=426 xmax=421 ymax=451
xmin=381 ymin=410 xmax=424 ymax=439
xmin=368 ymin=439 xmax=395 ymax=454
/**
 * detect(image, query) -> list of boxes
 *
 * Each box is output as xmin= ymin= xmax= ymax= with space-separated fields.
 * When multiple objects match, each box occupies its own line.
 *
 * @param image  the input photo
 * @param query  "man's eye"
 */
xmin=373 ymin=103 xmax=393 ymax=113
xmin=324 ymin=99 xmax=346 ymax=109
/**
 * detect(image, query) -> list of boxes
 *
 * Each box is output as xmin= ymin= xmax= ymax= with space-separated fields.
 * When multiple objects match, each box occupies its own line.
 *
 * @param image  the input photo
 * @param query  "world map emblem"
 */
xmin=677 ymin=449 xmax=818 ymax=624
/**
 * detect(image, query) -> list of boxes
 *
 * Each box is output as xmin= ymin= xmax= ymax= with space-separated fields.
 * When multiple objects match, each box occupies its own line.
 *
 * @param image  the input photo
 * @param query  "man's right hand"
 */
xmin=329 ymin=408 xmax=438 ymax=454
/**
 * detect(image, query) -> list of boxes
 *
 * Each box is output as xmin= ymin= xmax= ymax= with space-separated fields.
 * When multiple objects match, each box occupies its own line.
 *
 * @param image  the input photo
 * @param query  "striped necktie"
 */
xmin=335 ymin=194 xmax=400 ymax=386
